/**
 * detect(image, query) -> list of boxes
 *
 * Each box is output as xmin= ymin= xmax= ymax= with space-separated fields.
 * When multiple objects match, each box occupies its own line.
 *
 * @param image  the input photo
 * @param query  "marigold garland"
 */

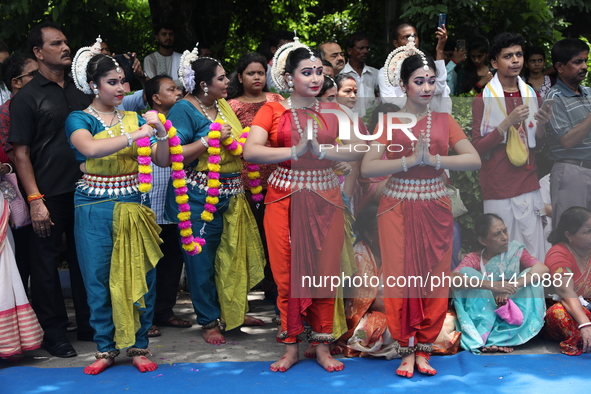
xmin=201 ymin=122 xmax=263 ymax=221
xmin=156 ymin=113 xmax=203 ymax=256
xmin=240 ymin=127 xmax=263 ymax=202
xmin=136 ymin=137 xmax=152 ymax=193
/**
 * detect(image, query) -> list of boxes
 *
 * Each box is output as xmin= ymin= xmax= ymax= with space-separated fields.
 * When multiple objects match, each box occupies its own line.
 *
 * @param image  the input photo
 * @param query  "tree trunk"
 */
xmin=148 ymin=0 xmax=234 ymax=57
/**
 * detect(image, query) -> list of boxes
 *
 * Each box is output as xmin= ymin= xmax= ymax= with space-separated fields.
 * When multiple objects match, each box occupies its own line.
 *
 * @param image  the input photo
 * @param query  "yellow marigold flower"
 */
xmin=175 ymin=195 xmax=189 ymax=204
xmin=170 ymin=146 xmax=182 ymax=155
xmin=180 ymin=228 xmax=192 ymax=237
xmin=230 ymin=145 xmax=243 ymax=156
xmin=138 ymin=184 xmax=151 ymax=193
xmin=137 ymin=147 xmax=151 ymax=156
xmin=207 ymin=179 xmax=221 ymax=188
xmin=172 ymin=179 xmax=186 ymax=189
xmin=205 ymin=196 xmax=219 ymax=205
xmin=138 ymin=166 xmax=152 ymax=174
xmin=248 ymin=171 xmax=260 ymax=179
xmin=208 ymin=147 xmax=221 ymax=155
xmin=171 ymin=162 xmax=184 ymax=171
xmin=158 ymin=113 xmax=166 ymax=123
xmin=201 ymin=211 xmax=214 ymax=222
xmin=208 ymin=130 xmax=221 ymax=139
xmin=208 ymin=164 xmax=221 ymax=173
xmin=251 ymin=186 xmax=262 ymax=194
xmin=177 ymin=212 xmax=191 ymax=222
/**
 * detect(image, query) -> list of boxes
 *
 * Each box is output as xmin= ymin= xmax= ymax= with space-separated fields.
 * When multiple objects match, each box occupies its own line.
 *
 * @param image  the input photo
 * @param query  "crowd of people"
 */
xmin=0 ymin=18 xmax=590 ymax=380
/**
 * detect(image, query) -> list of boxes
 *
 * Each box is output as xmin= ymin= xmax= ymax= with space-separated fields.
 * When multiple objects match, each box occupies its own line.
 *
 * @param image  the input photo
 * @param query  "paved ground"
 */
xmin=0 ymin=292 xmax=561 ymax=370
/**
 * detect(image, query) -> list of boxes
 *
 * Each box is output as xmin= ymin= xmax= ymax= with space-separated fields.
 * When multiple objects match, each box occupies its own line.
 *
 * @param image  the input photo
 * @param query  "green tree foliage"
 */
xmin=0 ymin=0 xmax=152 ymax=57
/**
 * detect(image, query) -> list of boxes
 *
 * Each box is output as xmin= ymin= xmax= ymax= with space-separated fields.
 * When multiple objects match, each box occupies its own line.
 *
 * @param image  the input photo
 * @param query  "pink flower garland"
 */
xmin=136 ymin=137 xmax=152 ymax=193
xmin=160 ymin=114 xmax=203 ymax=256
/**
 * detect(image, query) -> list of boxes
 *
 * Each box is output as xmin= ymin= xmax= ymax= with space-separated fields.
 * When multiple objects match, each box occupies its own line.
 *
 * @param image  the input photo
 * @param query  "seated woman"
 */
xmin=451 ymin=213 xmax=548 ymax=353
xmin=544 ymin=206 xmax=591 ymax=356
xmin=341 ymin=202 xmax=397 ymax=359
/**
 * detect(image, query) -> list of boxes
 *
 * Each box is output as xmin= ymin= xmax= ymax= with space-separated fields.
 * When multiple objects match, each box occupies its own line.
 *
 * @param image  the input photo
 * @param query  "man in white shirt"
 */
xmin=340 ymin=32 xmax=380 ymax=117
xmin=143 ymin=24 xmax=182 ymax=86
xmin=379 ymin=22 xmax=451 ymax=113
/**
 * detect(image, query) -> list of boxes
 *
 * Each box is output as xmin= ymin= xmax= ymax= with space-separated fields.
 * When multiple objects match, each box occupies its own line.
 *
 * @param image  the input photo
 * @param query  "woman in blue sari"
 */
xmin=67 ymin=46 xmax=170 ymax=374
xmin=164 ymin=47 xmax=265 ymax=345
xmin=451 ymin=213 xmax=548 ymax=353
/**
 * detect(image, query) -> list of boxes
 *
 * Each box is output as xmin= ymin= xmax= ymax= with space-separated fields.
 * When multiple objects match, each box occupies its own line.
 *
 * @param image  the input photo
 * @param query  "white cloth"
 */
xmin=480 ymin=74 xmax=539 ymax=148
xmin=379 ymin=59 xmax=451 ymax=114
xmin=483 ymin=189 xmax=550 ymax=262
xmin=341 ymin=61 xmax=380 ymax=118
xmin=539 ymin=173 xmax=552 ymax=243
xmin=143 ymin=51 xmax=182 ymax=85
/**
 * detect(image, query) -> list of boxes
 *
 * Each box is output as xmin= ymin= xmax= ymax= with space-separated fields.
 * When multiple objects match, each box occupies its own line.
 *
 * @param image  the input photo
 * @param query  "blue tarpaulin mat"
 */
xmin=1 ymin=352 xmax=590 ymax=393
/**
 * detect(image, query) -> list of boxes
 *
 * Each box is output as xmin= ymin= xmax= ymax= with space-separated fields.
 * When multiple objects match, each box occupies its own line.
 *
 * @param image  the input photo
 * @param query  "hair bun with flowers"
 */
xmin=271 ymin=32 xmax=316 ymax=90
xmin=72 ymin=36 xmax=111 ymax=94
xmin=383 ymin=35 xmax=429 ymax=88
xmin=178 ymin=43 xmax=200 ymax=94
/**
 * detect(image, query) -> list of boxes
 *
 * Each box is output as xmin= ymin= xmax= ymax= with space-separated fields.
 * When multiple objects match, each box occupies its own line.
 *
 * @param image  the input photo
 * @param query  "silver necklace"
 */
xmin=409 ymin=110 xmax=432 ymax=152
xmin=196 ymin=97 xmax=226 ymax=123
xmin=195 ymin=95 xmax=215 ymax=110
xmin=288 ymin=97 xmax=320 ymax=139
xmin=89 ymin=106 xmax=116 ymax=115
xmin=88 ymin=106 xmax=124 ymax=138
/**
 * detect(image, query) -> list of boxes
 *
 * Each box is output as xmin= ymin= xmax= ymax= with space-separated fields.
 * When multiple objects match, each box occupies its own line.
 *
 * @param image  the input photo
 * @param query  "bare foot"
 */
xmin=202 ymin=326 xmax=226 ymax=345
xmin=243 ymin=315 xmax=265 ymax=326
xmin=395 ymin=354 xmax=415 ymax=378
xmin=132 ymin=355 xmax=158 ymax=373
xmin=316 ymin=343 xmax=344 ymax=372
xmin=83 ymin=358 xmax=114 ymax=375
xmin=270 ymin=344 xmax=299 ymax=372
xmin=481 ymin=345 xmax=499 ymax=353
xmin=497 ymin=346 xmax=514 ymax=353
xmin=304 ymin=343 xmax=317 ymax=358
xmin=415 ymin=355 xmax=436 ymax=375
xmin=330 ymin=343 xmax=345 ymax=355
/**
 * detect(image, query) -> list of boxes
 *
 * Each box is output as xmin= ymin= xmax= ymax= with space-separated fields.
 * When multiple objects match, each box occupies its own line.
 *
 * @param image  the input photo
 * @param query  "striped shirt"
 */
xmin=546 ymin=79 xmax=591 ymax=161
xmin=148 ymin=163 xmax=171 ymax=224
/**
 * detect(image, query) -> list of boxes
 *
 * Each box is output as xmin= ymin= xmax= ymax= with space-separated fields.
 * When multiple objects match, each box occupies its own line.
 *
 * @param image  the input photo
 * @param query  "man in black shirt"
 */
xmin=9 ymin=21 xmax=91 ymax=358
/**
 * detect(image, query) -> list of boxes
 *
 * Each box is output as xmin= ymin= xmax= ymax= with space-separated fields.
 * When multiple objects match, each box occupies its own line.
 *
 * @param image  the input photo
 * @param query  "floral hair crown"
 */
xmin=179 ymin=42 xmax=222 ymax=94
xmin=271 ymin=31 xmax=316 ymax=90
xmin=72 ymin=36 xmax=120 ymax=94
xmin=383 ymin=35 xmax=430 ymax=88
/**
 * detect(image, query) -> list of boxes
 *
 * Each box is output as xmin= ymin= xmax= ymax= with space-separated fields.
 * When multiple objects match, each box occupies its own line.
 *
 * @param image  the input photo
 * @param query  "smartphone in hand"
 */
xmin=542 ymin=98 xmax=555 ymax=112
xmin=438 ymin=13 xmax=447 ymax=29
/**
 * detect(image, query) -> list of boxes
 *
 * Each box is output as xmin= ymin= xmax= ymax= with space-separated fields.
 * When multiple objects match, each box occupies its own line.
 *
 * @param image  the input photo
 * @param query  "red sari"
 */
xmin=376 ymin=112 xmax=466 ymax=349
xmin=544 ymin=243 xmax=591 ymax=355
xmin=252 ymin=101 xmax=345 ymax=343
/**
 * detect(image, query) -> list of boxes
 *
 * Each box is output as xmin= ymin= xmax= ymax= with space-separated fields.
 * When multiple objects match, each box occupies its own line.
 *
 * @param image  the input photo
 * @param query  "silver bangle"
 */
xmin=3 ymin=163 xmax=13 ymax=174
xmin=155 ymin=133 xmax=168 ymax=141
xmin=291 ymin=146 xmax=299 ymax=161
xmin=318 ymin=149 xmax=326 ymax=160
xmin=435 ymin=154 xmax=441 ymax=170
xmin=122 ymin=132 xmax=133 ymax=147
xmin=401 ymin=156 xmax=408 ymax=172
xmin=201 ymin=137 xmax=209 ymax=148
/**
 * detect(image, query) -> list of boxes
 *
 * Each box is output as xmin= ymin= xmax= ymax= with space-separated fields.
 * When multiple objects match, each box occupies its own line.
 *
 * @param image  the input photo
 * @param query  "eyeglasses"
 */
xmin=15 ymin=69 xmax=37 ymax=79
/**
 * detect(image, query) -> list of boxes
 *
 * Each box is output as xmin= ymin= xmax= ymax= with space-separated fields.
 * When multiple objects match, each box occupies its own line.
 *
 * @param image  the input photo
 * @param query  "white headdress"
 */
xmin=178 ymin=43 xmax=223 ymax=94
xmin=71 ymin=36 xmax=117 ymax=94
xmin=271 ymin=32 xmax=317 ymax=90
xmin=383 ymin=35 xmax=429 ymax=88
xmin=178 ymin=43 xmax=200 ymax=94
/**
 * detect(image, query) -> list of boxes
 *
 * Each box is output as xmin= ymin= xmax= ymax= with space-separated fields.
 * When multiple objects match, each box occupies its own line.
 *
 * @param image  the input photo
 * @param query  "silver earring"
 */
xmin=287 ymin=75 xmax=293 ymax=92
xmin=93 ymin=85 xmax=99 ymax=98
xmin=203 ymin=83 xmax=209 ymax=97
